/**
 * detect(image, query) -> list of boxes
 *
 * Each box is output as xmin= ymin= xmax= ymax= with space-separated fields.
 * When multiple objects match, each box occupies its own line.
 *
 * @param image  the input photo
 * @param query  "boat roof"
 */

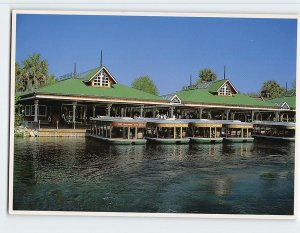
xmin=216 ymin=120 xmax=253 ymax=126
xmin=90 ymin=116 xmax=148 ymax=123
xmin=145 ymin=118 xmax=192 ymax=124
xmin=252 ymin=121 xmax=296 ymax=127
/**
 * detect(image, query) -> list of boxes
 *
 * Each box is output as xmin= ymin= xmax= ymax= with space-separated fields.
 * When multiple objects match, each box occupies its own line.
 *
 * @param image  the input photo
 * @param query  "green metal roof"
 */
xmin=175 ymin=86 xmax=278 ymax=108
xmin=80 ymin=67 xmax=101 ymax=81
xmin=267 ymin=96 xmax=296 ymax=109
xmin=24 ymin=78 xmax=164 ymax=101
xmin=207 ymin=79 xmax=228 ymax=92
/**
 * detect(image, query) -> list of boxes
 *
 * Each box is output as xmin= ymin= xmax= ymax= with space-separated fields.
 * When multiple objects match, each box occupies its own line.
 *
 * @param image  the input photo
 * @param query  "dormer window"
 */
xmin=83 ymin=66 xmax=118 ymax=88
xmin=93 ymin=71 xmax=110 ymax=87
xmin=219 ymin=83 xmax=232 ymax=96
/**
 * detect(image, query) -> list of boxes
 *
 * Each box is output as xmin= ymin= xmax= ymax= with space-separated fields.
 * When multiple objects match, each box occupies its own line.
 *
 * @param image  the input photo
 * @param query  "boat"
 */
xmin=221 ymin=120 xmax=254 ymax=143
xmin=252 ymin=121 xmax=295 ymax=141
xmin=89 ymin=117 xmax=147 ymax=145
xmin=145 ymin=119 xmax=190 ymax=144
xmin=189 ymin=119 xmax=223 ymax=143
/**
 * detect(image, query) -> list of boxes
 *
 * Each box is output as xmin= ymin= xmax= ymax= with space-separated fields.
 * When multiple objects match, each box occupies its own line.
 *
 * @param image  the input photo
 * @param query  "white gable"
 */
xmin=170 ymin=95 xmax=181 ymax=104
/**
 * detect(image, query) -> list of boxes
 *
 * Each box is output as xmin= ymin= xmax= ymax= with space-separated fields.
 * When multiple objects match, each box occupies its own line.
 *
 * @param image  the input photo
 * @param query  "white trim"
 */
xmin=170 ymin=95 xmax=182 ymax=104
xmin=8 ymin=209 xmax=296 ymax=220
xmin=34 ymin=94 xmax=285 ymax=111
xmin=12 ymin=10 xmax=299 ymax=20
xmin=88 ymin=66 xmax=118 ymax=84
xmin=216 ymin=80 xmax=239 ymax=94
xmin=182 ymin=103 xmax=282 ymax=111
xmin=9 ymin=9 xmax=298 ymax=220
xmin=35 ymin=94 xmax=167 ymax=105
xmin=281 ymin=102 xmax=290 ymax=109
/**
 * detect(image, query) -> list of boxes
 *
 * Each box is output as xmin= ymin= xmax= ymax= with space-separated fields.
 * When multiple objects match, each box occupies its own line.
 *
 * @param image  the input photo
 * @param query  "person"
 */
xmin=61 ymin=113 xmax=66 ymax=123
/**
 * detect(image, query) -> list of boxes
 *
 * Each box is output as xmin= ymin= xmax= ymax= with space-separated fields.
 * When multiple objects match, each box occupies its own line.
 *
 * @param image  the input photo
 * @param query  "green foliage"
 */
xmin=131 ymin=76 xmax=158 ymax=95
xmin=15 ymin=53 xmax=57 ymax=93
xmin=196 ymin=68 xmax=217 ymax=84
xmin=285 ymin=79 xmax=296 ymax=96
xmin=14 ymin=96 xmax=23 ymax=127
xmin=261 ymin=80 xmax=285 ymax=99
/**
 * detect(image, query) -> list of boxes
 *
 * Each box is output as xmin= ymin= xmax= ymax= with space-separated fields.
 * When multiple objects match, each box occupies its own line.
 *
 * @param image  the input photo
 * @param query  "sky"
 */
xmin=16 ymin=14 xmax=297 ymax=95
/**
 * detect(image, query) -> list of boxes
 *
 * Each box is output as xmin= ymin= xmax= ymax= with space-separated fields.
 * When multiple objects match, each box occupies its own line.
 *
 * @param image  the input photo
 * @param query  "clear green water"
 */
xmin=13 ymin=137 xmax=295 ymax=215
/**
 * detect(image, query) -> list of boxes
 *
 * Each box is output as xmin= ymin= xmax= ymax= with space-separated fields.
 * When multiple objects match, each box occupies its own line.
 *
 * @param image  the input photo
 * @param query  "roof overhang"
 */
xmin=34 ymin=93 xmax=168 ymax=105
xmin=181 ymin=102 xmax=283 ymax=111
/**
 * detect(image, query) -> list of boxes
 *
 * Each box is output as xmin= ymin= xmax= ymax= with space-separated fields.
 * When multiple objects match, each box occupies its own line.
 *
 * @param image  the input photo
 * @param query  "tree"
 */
xmin=15 ymin=53 xmax=56 ymax=92
xmin=261 ymin=80 xmax=285 ymax=99
xmin=196 ymin=68 xmax=217 ymax=84
xmin=131 ymin=76 xmax=158 ymax=95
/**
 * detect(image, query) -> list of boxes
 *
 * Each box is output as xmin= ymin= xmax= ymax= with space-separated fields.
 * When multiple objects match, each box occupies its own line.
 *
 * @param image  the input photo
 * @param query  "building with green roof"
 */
xmin=161 ymin=79 xmax=295 ymax=122
xmin=18 ymin=66 xmax=296 ymax=127
xmin=18 ymin=66 xmax=168 ymax=127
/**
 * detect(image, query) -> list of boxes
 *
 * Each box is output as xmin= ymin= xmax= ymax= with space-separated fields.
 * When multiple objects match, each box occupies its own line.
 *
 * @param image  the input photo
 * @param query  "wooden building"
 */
xmin=17 ymin=65 xmax=296 ymax=133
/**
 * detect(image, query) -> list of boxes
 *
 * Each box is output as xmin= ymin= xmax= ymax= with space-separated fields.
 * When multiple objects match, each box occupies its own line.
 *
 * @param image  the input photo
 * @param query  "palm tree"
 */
xmin=196 ymin=68 xmax=217 ymax=84
xmin=16 ymin=53 xmax=53 ymax=92
xmin=22 ymin=54 xmax=49 ymax=90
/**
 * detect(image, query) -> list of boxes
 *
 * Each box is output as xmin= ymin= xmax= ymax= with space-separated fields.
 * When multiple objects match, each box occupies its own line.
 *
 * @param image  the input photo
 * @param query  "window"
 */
xmin=219 ymin=83 xmax=232 ymax=96
xmin=93 ymin=71 xmax=110 ymax=87
xmin=25 ymin=105 xmax=31 ymax=116
xmin=31 ymin=105 xmax=35 ymax=116
xmin=38 ymin=105 xmax=47 ymax=116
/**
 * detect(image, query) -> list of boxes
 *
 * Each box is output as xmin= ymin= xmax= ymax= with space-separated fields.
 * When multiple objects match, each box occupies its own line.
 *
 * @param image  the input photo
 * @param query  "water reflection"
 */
xmin=13 ymin=137 xmax=295 ymax=215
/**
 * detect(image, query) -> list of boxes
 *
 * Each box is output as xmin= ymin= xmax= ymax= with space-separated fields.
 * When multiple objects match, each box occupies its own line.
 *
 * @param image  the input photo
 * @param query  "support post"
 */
xmin=174 ymin=127 xmax=176 ymax=139
xmin=198 ymin=108 xmax=203 ymax=119
xmin=107 ymin=104 xmax=112 ymax=117
xmin=128 ymin=127 xmax=130 ymax=139
xmin=169 ymin=107 xmax=175 ymax=118
xmin=208 ymin=111 xmax=212 ymax=120
xmin=135 ymin=127 xmax=138 ymax=140
xmin=130 ymin=107 xmax=133 ymax=118
xmin=275 ymin=111 xmax=280 ymax=122
xmin=230 ymin=112 xmax=235 ymax=120
xmin=34 ymin=99 xmax=39 ymax=122
xmin=251 ymin=111 xmax=255 ymax=122
xmin=140 ymin=105 xmax=144 ymax=118
xmin=92 ymin=105 xmax=96 ymax=117
xmin=225 ymin=109 xmax=230 ymax=120
xmin=105 ymin=123 xmax=108 ymax=137
xmin=72 ymin=102 xmax=77 ymax=129
xmin=152 ymin=109 xmax=156 ymax=118
xmin=180 ymin=127 xmax=183 ymax=139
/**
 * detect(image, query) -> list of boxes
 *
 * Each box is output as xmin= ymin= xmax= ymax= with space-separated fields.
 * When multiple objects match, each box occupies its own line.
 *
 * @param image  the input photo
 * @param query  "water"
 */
xmin=13 ymin=137 xmax=295 ymax=215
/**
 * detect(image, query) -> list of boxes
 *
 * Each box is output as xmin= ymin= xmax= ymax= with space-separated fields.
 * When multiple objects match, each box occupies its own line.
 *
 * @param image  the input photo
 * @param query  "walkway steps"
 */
xmin=38 ymin=128 xmax=88 ymax=137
